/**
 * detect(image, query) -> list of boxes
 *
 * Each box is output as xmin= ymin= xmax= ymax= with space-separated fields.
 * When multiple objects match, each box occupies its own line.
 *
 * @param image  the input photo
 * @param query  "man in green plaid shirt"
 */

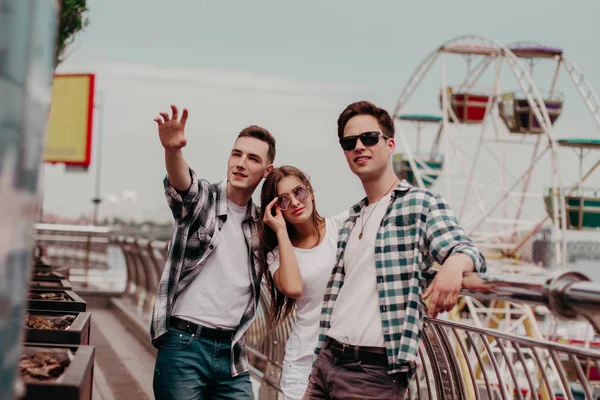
xmin=304 ymin=101 xmax=486 ymax=399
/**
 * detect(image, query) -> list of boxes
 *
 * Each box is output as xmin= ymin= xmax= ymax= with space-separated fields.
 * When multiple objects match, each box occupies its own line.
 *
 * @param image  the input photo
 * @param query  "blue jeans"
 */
xmin=153 ymin=327 xmax=254 ymax=400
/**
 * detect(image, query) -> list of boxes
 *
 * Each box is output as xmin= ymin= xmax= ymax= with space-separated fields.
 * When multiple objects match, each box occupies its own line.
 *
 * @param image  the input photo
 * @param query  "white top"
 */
xmin=172 ymin=200 xmax=252 ymax=329
xmin=326 ymin=194 xmax=392 ymax=347
xmin=268 ymin=212 xmax=348 ymax=361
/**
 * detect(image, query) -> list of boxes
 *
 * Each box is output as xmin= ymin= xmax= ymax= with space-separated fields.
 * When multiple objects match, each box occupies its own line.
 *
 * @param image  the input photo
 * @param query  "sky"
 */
xmin=43 ymin=0 xmax=600 ymax=232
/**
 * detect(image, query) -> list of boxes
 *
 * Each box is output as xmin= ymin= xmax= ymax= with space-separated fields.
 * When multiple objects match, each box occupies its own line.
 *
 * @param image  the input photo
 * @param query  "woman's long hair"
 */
xmin=258 ymin=165 xmax=324 ymax=330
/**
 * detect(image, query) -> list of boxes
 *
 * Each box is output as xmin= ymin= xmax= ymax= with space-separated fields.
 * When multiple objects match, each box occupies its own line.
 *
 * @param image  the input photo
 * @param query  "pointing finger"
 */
xmin=181 ymin=108 xmax=189 ymax=126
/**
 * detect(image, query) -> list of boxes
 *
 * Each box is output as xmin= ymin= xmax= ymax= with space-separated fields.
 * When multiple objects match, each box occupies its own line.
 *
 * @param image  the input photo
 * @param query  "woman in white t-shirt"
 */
xmin=258 ymin=165 xmax=348 ymax=400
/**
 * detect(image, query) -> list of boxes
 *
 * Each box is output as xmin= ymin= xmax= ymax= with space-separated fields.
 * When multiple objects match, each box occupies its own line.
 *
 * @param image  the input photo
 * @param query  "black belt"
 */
xmin=326 ymin=337 xmax=388 ymax=366
xmin=169 ymin=317 xmax=235 ymax=342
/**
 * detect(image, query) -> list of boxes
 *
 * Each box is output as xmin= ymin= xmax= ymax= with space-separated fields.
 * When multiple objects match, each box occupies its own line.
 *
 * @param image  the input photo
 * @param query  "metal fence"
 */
xmin=35 ymin=224 xmax=600 ymax=399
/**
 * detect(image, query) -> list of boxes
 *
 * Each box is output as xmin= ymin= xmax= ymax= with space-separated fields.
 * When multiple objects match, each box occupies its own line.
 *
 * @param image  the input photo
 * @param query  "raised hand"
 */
xmin=154 ymin=105 xmax=189 ymax=151
xmin=263 ymin=197 xmax=288 ymax=235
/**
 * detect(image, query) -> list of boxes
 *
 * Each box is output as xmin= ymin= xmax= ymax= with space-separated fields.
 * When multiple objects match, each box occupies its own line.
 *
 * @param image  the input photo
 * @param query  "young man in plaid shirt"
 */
xmin=304 ymin=101 xmax=486 ymax=399
xmin=151 ymin=105 xmax=275 ymax=399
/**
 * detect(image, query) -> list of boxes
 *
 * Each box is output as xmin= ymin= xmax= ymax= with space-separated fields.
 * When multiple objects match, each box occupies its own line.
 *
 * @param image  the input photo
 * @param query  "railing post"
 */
xmin=133 ymin=239 xmax=156 ymax=313
xmin=116 ymin=237 xmax=136 ymax=296
xmin=548 ymin=271 xmax=600 ymax=335
xmin=258 ymin=360 xmax=281 ymax=400
xmin=82 ymin=227 xmax=93 ymax=288
xmin=421 ymin=321 xmax=461 ymax=399
xmin=127 ymin=237 xmax=146 ymax=311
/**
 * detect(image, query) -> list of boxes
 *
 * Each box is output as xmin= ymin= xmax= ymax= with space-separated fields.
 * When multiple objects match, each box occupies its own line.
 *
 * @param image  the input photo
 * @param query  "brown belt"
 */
xmin=326 ymin=337 xmax=388 ymax=366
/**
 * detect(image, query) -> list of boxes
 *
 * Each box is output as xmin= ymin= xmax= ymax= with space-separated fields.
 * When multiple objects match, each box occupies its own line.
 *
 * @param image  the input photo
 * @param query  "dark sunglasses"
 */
xmin=276 ymin=185 xmax=310 ymax=210
xmin=339 ymin=131 xmax=389 ymax=151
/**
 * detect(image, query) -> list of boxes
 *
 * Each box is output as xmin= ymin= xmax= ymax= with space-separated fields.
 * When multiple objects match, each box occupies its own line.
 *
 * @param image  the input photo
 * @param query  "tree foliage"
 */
xmin=55 ymin=0 xmax=89 ymax=67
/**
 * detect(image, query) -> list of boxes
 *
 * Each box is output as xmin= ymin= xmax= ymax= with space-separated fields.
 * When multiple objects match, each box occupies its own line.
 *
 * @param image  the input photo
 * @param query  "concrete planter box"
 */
xmin=31 ymin=270 xmax=69 ymax=282
xmin=27 ymin=290 xmax=86 ymax=312
xmin=24 ymin=310 xmax=91 ymax=345
xmin=32 ymin=263 xmax=71 ymax=280
xmin=20 ymin=344 xmax=94 ymax=400
xmin=29 ymin=279 xmax=72 ymax=291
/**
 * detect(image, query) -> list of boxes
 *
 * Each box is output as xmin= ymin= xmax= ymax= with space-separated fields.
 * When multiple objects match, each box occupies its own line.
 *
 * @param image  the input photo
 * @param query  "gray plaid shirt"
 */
xmin=150 ymin=168 xmax=261 ymax=377
xmin=316 ymin=181 xmax=486 ymax=373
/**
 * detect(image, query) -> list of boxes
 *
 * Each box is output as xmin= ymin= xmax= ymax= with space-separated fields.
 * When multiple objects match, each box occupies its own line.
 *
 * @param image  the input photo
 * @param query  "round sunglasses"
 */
xmin=276 ymin=185 xmax=310 ymax=210
xmin=339 ymin=131 xmax=389 ymax=151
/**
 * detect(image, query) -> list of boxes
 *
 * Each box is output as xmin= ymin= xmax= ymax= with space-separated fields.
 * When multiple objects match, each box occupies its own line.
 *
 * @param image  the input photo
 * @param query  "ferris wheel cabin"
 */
xmin=543 ymin=138 xmax=600 ymax=230
xmin=441 ymin=87 xmax=493 ymax=124
xmin=393 ymin=154 xmax=443 ymax=188
xmin=499 ymin=92 xmax=564 ymax=134
xmin=436 ymin=43 xmax=501 ymax=125
xmin=500 ymin=45 xmax=565 ymax=134
xmin=393 ymin=114 xmax=444 ymax=188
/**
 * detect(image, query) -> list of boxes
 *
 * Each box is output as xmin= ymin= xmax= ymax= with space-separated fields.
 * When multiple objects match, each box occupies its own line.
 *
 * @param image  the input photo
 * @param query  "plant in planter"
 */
xmin=20 ymin=344 xmax=94 ymax=400
xmin=28 ymin=292 xmax=72 ymax=301
xmin=20 ymin=349 xmax=73 ymax=382
xmin=27 ymin=290 xmax=86 ymax=312
xmin=25 ymin=313 xmax=75 ymax=330
xmin=24 ymin=311 xmax=91 ymax=345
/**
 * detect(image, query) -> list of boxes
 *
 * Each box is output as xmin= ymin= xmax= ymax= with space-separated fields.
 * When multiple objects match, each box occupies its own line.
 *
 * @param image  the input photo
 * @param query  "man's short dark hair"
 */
xmin=238 ymin=125 xmax=276 ymax=163
xmin=337 ymin=101 xmax=395 ymax=140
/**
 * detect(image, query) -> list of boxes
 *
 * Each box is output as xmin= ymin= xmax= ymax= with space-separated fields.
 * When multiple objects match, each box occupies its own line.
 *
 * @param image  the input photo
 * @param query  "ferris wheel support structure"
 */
xmin=562 ymin=58 xmax=600 ymax=130
xmin=459 ymin=57 xmax=503 ymax=219
xmin=501 ymin=46 xmax=600 ymax=260
xmin=394 ymin=34 xmax=567 ymax=269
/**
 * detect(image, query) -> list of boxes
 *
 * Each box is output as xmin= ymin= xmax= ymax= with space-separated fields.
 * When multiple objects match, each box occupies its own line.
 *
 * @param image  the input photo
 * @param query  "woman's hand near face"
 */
xmin=263 ymin=197 xmax=288 ymax=235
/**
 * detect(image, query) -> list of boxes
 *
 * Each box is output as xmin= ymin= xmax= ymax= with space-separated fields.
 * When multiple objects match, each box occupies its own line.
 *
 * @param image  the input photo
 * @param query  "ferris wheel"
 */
xmin=391 ymin=35 xmax=600 ymax=271
xmin=391 ymin=36 xmax=600 ymax=396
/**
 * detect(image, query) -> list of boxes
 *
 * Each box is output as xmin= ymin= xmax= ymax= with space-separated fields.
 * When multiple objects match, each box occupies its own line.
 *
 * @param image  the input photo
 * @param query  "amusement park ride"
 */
xmin=391 ymin=35 xmax=600 ymax=397
xmin=392 ymin=34 xmax=600 ymax=268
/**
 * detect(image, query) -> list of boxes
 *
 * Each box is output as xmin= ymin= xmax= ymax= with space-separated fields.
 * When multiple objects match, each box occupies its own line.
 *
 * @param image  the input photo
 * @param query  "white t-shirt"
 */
xmin=326 ymin=194 xmax=392 ymax=347
xmin=172 ymin=200 xmax=252 ymax=329
xmin=268 ymin=212 xmax=348 ymax=361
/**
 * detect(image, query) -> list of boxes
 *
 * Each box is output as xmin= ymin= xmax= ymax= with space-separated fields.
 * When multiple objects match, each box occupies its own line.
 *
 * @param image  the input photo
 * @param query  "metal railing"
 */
xmin=418 ymin=316 xmax=600 ymax=399
xmin=34 ymin=224 xmax=600 ymax=399
xmin=462 ymin=272 xmax=600 ymax=336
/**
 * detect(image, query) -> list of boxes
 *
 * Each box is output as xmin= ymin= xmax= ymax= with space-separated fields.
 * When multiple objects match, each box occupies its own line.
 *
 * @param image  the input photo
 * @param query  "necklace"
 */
xmin=358 ymin=179 xmax=398 ymax=240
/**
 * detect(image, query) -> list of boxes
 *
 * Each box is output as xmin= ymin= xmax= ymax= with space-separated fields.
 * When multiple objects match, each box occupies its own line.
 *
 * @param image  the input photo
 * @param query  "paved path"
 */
xmin=89 ymin=307 xmax=261 ymax=399
xmin=90 ymin=308 xmax=154 ymax=399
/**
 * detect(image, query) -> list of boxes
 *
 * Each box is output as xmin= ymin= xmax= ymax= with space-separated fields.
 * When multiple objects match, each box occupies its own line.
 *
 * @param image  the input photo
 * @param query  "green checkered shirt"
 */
xmin=315 ymin=180 xmax=486 ymax=373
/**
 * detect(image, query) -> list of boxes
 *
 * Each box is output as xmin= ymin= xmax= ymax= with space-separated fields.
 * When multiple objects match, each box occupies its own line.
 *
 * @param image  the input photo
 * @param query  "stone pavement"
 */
xmin=88 ymin=306 xmax=262 ymax=399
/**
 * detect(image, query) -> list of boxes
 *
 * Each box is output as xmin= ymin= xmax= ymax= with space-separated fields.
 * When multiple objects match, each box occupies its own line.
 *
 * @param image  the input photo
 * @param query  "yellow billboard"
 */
xmin=44 ymin=74 xmax=95 ymax=166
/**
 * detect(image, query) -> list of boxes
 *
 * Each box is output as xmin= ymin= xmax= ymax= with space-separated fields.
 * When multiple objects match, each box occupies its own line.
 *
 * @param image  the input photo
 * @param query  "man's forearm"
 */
xmin=165 ymin=149 xmax=192 ymax=191
xmin=442 ymin=253 xmax=475 ymax=274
